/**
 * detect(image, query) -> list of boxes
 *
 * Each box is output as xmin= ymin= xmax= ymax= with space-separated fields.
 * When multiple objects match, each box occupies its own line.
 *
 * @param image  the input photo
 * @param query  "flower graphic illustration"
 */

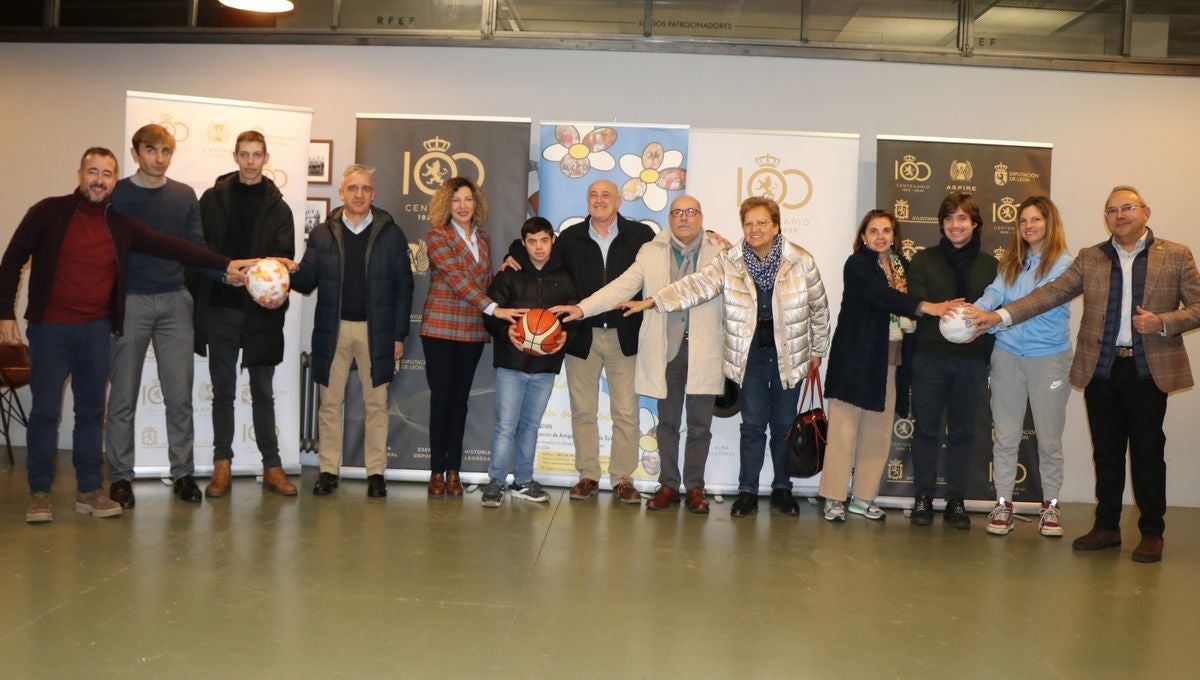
xmin=619 ymin=142 xmax=686 ymax=212
xmin=542 ymin=125 xmax=617 ymax=178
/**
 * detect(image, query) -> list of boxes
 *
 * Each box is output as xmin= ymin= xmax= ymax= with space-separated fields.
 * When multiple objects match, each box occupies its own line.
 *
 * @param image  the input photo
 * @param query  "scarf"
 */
xmin=745 ymin=234 xmax=783 ymax=291
xmin=937 ymin=228 xmax=982 ymax=299
xmin=669 ymin=232 xmax=702 ymax=281
xmin=882 ymin=251 xmax=914 ymax=340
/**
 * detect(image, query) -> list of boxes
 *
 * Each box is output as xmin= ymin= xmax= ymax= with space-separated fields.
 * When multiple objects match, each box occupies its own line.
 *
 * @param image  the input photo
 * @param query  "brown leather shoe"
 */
xmin=428 ymin=472 xmax=446 ymax=496
xmin=685 ymin=486 xmax=710 ymax=514
xmin=1072 ymin=527 xmax=1122 ymax=551
xmin=646 ymin=485 xmax=681 ymax=510
xmin=262 ymin=467 xmax=298 ymax=496
xmin=206 ymin=459 xmax=232 ymax=498
xmin=614 ymin=480 xmax=642 ymax=504
xmin=569 ymin=478 xmax=599 ymax=500
xmin=1132 ymin=535 xmax=1164 ymax=563
xmin=446 ymin=471 xmax=464 ymax=497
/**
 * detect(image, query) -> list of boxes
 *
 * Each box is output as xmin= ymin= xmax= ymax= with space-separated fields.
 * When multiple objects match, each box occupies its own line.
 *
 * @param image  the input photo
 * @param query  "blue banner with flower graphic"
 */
xmin=537 ymin=122 xmax=689 ymax=233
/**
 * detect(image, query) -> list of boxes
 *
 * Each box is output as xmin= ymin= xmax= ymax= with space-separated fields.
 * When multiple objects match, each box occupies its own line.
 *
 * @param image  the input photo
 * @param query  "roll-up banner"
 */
xmin=875 ymin=135 xmax=1053 ymax=505
xmin=123 ymin=91 xmax=311 ymax=478
xmin=341 ymin=114 xmax=531 ymax=481
xmin=530 ymin=122 xmax=689 ymax=488
xmin=686 ymin=128 xmax=859 ymax=494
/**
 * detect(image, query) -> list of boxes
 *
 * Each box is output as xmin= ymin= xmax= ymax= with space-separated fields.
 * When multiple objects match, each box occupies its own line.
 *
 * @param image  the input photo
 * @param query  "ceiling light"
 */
xmin=219 ymin=0 xmax=295 ymax=13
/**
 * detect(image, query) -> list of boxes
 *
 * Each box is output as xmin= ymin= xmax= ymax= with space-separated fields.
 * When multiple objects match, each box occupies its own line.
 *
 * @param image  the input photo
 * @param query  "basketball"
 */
xmin=245 ymin=258 xmax=290 ymax=308
xmin=939 ymin=309 xmax=976 ymax=344
xmin=514 ymin=309 xmax=565 ymax=356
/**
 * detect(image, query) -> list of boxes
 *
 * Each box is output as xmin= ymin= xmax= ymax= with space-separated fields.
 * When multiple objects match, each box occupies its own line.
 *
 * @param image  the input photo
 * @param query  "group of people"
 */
xmin=3 ymin=132 xmax=1198 ymax=564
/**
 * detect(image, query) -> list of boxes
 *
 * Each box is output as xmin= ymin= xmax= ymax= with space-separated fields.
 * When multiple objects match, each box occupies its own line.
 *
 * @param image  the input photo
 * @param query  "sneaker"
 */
xmin=1039 ymin=499 xmax=1064 ymax=537
xmin=510 ymin=480 xmax=550 ymax=503
xmin=768 ymin=488 xmax=800 ymax=516
xmin=480 ymin=479 xmax=505 ymax=507
xmin=75 ymin=490 xmax=123 ymax=518
xmin=847 ymin=497 xmax=886 ymax=521
xmin=823 ymin=499 xmax=846 ymax=522
xmin=25 ymin=492 xmax=53 ymax=523
xmin=986 ymin=498 xmax=1015 ymax=535
xmin=944 ymin=496 xmax=970 ymax=530
xmin=910 ymin=494 xmax=934 ymax=526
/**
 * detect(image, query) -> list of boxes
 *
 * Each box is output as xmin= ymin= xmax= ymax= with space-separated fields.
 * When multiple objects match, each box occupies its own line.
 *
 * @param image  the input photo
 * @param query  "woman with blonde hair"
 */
xmin=969 ymin=195 xmax=1073 ymax=536
xmin=421 ymin=177 xmax=523 ymax=497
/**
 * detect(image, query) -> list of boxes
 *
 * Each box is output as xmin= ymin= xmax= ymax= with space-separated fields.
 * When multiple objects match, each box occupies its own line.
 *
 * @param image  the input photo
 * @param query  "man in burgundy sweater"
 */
xmin=0 ymin=147 xmax=253 ymax=524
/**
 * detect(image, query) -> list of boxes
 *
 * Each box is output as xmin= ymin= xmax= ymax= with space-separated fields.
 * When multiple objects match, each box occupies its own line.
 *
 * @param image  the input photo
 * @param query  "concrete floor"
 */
xmin=1 ymin=450 xmax=1197 ymax=680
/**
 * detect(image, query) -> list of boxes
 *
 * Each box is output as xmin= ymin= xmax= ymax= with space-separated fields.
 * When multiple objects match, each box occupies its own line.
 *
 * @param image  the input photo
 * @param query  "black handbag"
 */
xmin=786 ymin=364 xmax=827 ymax=478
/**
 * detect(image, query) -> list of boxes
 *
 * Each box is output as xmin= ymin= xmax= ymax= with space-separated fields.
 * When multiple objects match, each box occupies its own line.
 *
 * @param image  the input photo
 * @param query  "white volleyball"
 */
xmin=245 ymin=258 xmax=290 ymax=307
xmin=938 ymin=309 xmax=976 ymax=344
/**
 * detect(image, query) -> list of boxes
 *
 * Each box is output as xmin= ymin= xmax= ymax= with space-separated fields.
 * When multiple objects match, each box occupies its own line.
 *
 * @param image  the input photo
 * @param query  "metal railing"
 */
xmin=1 ymin=0 xmax=1195 ymax=77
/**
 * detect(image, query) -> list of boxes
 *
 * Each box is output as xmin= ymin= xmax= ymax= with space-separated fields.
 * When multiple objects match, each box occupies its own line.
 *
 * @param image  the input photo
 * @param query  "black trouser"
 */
xmin=1083 ymin=356 xmax=1168 ymax=536
xmin=421 ymin=335 xmax=485 ymax=474
xmin=207 ymin=306 xmax=280 ymax=468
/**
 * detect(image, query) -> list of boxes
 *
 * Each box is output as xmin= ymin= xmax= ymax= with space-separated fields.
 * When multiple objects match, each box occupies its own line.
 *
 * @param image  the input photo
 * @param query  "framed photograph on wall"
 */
xmin=308 ymin=140 xmax=333 ymax=184
xmin=305 ymin=197 xmax=330 ymax=234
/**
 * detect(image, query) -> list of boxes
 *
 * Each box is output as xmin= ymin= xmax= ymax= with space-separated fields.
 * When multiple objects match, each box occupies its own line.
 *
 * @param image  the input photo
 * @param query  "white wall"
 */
xmin=1 ymin=42 xmax=1198 ymax=505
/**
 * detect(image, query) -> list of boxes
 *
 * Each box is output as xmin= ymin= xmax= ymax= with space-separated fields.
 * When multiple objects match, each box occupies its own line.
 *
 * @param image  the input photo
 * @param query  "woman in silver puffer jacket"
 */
xmin=625 ymin=197 xmax=829 ymax=518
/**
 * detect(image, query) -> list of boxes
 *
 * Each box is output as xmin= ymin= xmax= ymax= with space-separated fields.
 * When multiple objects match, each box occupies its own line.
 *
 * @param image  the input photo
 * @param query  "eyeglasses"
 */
xmin=743 ymin=220 xmax=772 ymax=229
xmin=1103 ymin=204 xmax=1142 ymax=218
xmin=670 ymin=208 xmax=701 ymax=217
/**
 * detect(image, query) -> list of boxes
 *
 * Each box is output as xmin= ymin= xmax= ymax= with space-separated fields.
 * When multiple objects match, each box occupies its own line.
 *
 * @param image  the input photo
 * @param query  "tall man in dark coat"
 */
xmin=194 ymin=131 xmax=296 ymax=497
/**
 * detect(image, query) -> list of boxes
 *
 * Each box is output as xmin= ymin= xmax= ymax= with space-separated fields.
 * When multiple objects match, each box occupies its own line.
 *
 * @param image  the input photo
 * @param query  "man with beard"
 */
xmin=0 ymin=147 xmax=251 ymax=523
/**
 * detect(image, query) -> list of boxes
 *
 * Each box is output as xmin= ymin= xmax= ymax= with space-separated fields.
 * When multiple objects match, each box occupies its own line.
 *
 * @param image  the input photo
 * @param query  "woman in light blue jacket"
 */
xmin=971 ymin=196 xmax=1072 ymax=537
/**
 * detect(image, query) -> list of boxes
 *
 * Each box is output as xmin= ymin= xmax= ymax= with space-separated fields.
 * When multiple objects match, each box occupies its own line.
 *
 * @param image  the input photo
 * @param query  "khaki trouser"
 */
xmin=566 ymin=328 xmax=639 ymax=484
xmin=817 ymin=365 xmax=896 ymax=502
xmin=319 ymin=321 xmax=390 ymax=475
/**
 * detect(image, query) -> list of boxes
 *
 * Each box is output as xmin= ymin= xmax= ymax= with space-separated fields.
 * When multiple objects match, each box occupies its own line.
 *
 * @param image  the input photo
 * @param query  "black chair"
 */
xmin=0 ymin=342 xmax=31 ymax=464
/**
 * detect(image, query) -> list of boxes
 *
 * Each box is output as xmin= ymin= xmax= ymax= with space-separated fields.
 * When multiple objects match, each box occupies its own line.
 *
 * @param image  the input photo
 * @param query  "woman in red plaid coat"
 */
xmin=420 ymin=177 xmax=524 ymax=497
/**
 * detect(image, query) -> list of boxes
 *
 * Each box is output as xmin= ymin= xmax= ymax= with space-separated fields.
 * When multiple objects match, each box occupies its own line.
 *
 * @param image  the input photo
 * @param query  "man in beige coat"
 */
xmin=972 ymin=186 xmax=1200 ymax=563
xmin=554 ymin=196 xmax=725 ymax=513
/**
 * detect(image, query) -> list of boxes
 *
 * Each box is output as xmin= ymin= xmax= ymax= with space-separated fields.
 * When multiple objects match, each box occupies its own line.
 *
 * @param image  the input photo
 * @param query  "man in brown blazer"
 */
xmin=972 ymin=186 xmax=1200 ymax=563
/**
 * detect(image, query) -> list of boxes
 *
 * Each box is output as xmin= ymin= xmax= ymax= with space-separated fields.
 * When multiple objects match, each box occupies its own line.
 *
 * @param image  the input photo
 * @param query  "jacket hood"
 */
xmin=212 ymin=171 xmax=284 ymax=203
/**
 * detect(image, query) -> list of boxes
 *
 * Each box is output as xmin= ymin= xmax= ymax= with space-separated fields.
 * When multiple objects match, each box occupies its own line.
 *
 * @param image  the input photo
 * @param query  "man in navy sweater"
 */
xmin=106 ymin=124 xmax=211 ymax=508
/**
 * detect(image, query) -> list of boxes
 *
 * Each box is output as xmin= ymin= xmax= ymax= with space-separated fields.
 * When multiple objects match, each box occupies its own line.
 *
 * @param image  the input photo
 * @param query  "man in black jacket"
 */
xmin=194 ymin=131 xmax=296 ymax=498
xmin=284 ymin=164 xmax=414 ymax=499
xmin=550 ymin=179 xmax=654 ymax=502
xmin=481 ymin=217 xmax=578 ymax=507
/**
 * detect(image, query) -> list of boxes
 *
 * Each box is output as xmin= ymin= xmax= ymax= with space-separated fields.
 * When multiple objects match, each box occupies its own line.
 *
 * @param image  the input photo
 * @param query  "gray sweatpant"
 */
xmin=989 ymin=347 xmax=1072 ymax=501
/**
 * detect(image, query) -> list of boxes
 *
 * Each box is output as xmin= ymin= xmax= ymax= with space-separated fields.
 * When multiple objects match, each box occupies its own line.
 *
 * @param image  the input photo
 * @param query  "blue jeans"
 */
xmin=738 ymin=342 xmax=801 ymax=493
xmin=26 ymin=318 xmax=112 ymax=493
xmin=490 ymin=368 xmax=556 ymax=485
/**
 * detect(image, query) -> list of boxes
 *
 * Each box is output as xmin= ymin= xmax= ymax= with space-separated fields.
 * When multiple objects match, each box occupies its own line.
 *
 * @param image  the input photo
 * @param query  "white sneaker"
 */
xmin=847 ymin=497 xmax=886 ymax=521
xmin=823 ymin=499 xmax=846 ymax=522
xmin=986 ymin=498 xmax=1014 ymax=535
xmin=1039 ymin=499 xmax=1064 ymax=537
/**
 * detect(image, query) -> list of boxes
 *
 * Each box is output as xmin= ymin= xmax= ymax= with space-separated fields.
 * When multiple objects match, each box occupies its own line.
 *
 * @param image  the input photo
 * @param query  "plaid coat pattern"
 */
xmin=1007 ymin=232 xmax=1200 ymax=394
xmin=419 ymin=223 xmax=494 ymax=342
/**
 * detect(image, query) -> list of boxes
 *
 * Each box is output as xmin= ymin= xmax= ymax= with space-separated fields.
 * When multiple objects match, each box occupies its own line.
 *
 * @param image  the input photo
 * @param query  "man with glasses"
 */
xmin=553 ymin=195 xmax=727 ymax=513
xmin=971 ymin=186 xmax=1200 ymax=563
